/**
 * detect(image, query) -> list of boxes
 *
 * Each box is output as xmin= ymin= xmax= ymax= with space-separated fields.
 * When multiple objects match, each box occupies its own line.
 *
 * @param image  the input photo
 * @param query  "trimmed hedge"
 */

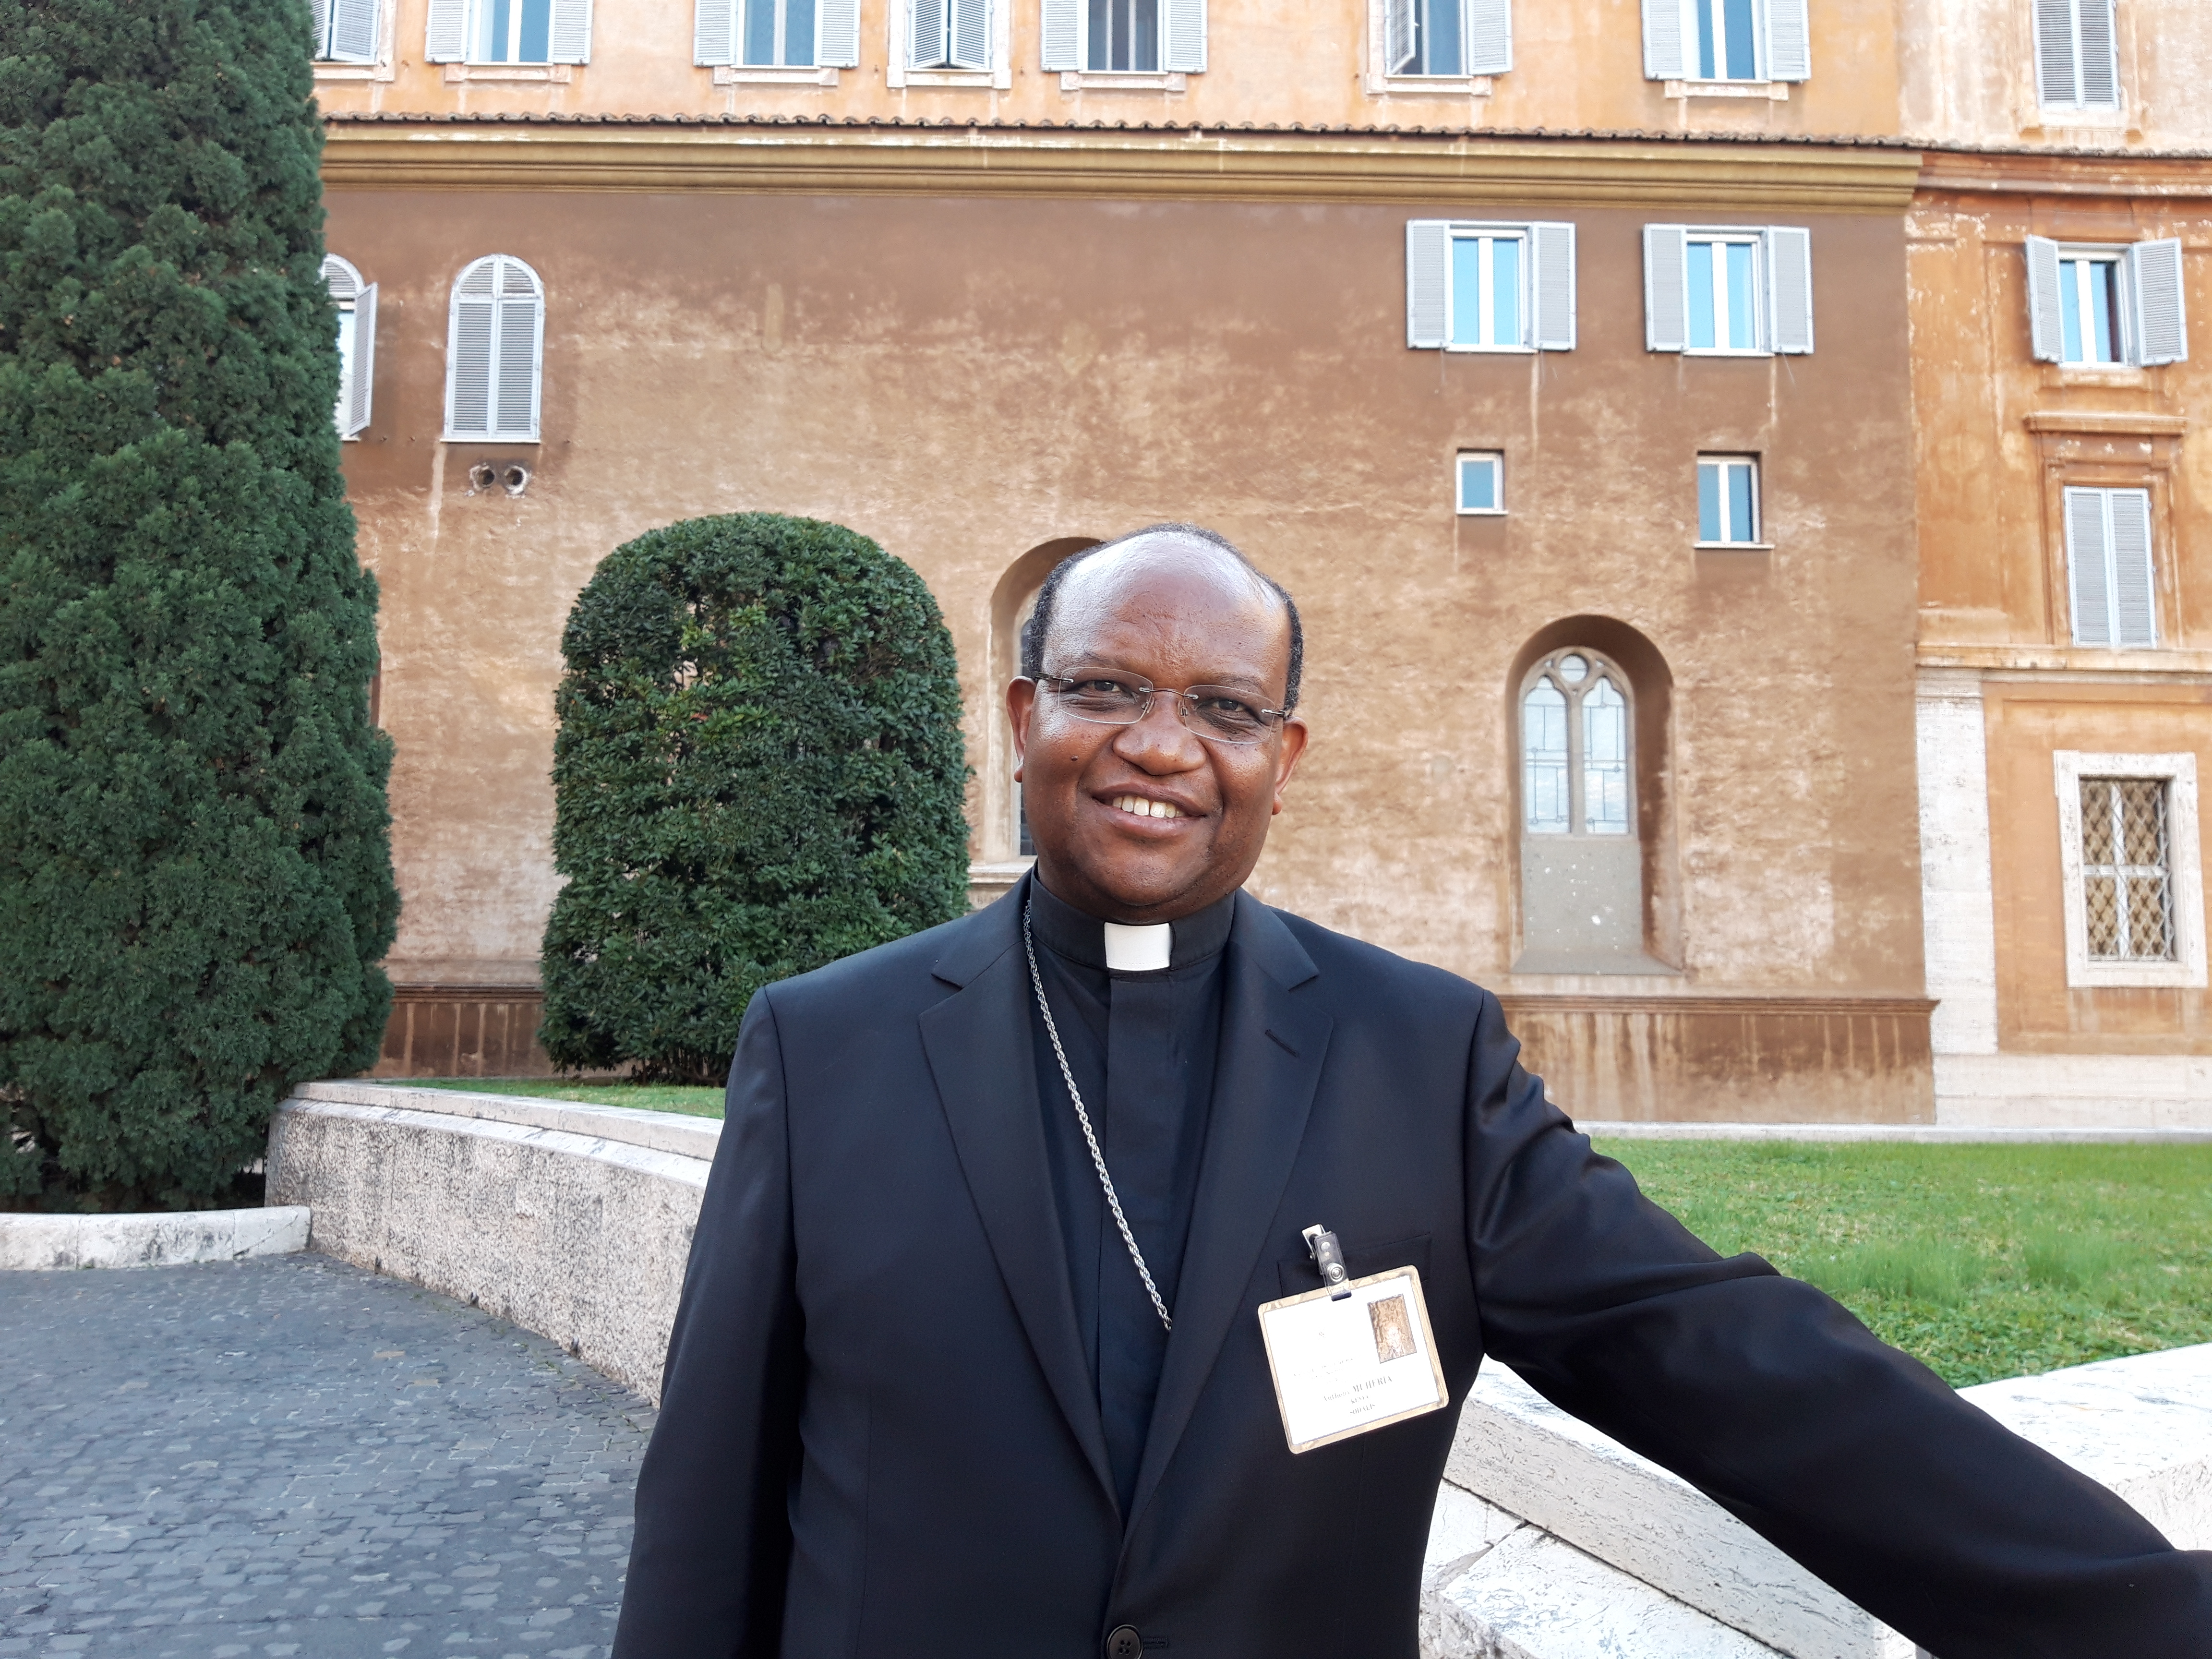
xmin=0 ymin=0 xmax=399 ymax=1208
xmin=540 ymin=514 xmax=970 ymax=1084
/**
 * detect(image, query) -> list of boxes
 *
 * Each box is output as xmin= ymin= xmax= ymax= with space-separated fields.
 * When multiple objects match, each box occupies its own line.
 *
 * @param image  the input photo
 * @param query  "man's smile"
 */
xmin=1104 ymin=791 xmax=1199 ymax=823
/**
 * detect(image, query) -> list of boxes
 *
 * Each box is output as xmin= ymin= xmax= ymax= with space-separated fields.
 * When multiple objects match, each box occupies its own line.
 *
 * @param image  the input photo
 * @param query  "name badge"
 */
xmin=1256 ymin=1266 xmax=1449 ymax=1454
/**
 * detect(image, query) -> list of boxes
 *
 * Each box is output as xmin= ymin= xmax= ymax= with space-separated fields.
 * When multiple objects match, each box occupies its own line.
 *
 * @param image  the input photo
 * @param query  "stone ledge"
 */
xmin=295 ymin=1080 xmax=724 ymax=1160
xmin=1584 ymin=1117 xmax=2212 ymax=1142
xmin=0 ymin=1204 xmax=310 ymax=1271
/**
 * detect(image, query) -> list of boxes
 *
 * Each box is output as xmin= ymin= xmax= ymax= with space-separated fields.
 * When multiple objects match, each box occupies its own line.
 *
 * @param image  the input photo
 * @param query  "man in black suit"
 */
xmin=613 ymin=525 xmax=2211 ymax=1658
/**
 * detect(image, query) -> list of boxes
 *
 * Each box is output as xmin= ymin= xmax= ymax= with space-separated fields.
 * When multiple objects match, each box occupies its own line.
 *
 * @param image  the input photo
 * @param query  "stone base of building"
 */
xmin=373 ymin=984 xmax=555 ymax=1079
xmin=1933 ymin=1052 xmax=2212 ymax=1128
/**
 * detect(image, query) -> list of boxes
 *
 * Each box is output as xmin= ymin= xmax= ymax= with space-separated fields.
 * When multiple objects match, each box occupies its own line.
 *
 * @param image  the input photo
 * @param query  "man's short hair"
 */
xmin=1018 ymin=523 xmax=1305 ymax=714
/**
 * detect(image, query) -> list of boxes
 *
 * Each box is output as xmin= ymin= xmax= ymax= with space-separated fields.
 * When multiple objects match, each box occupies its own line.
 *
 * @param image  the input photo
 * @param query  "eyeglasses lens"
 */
xmin=1047 ymin=675 xmax=1274 ymax=745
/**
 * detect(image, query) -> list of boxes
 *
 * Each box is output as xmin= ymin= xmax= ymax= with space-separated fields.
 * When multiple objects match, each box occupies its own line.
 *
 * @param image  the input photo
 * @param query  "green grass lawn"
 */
xmin=1595 ymin=1138 xmax=2212 ymax=1388
xmin=383 ymin=1083 xmax=2208 ymax=1388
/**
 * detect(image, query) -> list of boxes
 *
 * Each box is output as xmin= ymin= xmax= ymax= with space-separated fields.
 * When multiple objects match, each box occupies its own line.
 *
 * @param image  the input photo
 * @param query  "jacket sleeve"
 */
xmin=613 ymin=991 xmax=805 ymax=1659
xmin=1461 ymin=990 xmax=2212 ymax=1659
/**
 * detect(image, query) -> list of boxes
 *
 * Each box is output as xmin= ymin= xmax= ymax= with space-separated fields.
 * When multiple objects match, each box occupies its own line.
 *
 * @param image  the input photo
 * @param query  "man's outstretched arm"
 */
xmin=1461 ymin=990 xmax=2212 ymax=1659
xmin=613 ymin=992 xmax=805 ymax=1659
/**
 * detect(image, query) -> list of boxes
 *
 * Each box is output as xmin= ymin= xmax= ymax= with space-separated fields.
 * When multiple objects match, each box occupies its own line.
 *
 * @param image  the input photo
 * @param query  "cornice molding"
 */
xmin=1916 ymin=147 xmax=2212 ymax=200
xmin=2024 ymin=409 xmax=2189 ymax=435
xmin=318 ymin=122 xmax=1923 ymax=210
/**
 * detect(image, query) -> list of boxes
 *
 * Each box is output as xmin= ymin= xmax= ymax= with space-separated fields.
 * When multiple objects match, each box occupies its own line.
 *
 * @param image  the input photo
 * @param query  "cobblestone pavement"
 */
xmin=0 ymin=1253 xmax=655 ymax=1659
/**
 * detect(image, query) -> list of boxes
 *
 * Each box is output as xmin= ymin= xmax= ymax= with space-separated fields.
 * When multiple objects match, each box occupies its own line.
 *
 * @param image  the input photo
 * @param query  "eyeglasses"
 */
xmin=1034 ymin=671 xmax=1289 ymax=746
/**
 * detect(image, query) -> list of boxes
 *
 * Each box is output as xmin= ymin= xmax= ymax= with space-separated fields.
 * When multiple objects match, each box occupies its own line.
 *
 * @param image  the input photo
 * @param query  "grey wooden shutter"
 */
xmin=2034 ymin=0 xmax=2079 ymax=105
xmin=1465 ymin=0 xmax=1511 ymax=74
xmin=1530 ymin=221 xmax=1575 ymax=351
xmin=912 ymin=0 xmax=946 ymax=65
xmin=2131 ymin=239 xmax=2188 ymax=365
xmin=328 ymin=0 xmax=379 ymax=61
xmin=2066 ymin=488 xmax=2113 ymax=645
xmin=1384 ymin=0 xmax=1415 ymax=73
xmin=695 ymin=0 xmax=736 ymax=64
xmin=1406 ymin=221 xmax=1450 ymax=349
xmin=2025 ymin=234 xmax=2065 ymax=362
xmin=446 ymin=262 xmax=497 ymax=437
xmin=951 ymin=0 xmax=989 ymax=67
xmin=1642 ymin=0 xmax=1686 ymax=79
xmin=2078 ymin=0 xmax=2118 ymax=107
xmin=2110 ymin=489 xmax=2155 ymax=647
xmin=1766 ymin=226 xmax=1814 ymax=353
xmin=1163 ymin=0 xmax=1205 ymax=72
xmin=345 ymin=284 xmax=377 ymax=438
xmin=313 ymin=0 xmax=331 ymax=53
xmin=425 ymin=0 xmax=467 ymax=61
xmin=1644 ymin=224 xmax=1687 ymax=352
xmin=549 ymin=0 xmax=591 ymax=62
xmin=819 ymin=0 xmax=860 ymax=65
xmin=1040 ymin=0 xmax=1079 ymax=69
xmin=494 ymin=258 xmax=544 ymax=440
xmin=1764 ymin=0 xmax=1809 ymax=80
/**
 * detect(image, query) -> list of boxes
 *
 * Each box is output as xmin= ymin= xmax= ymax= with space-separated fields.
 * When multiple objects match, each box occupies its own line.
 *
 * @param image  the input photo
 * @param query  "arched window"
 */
xmin=1521 ymin=649 xmax=1632 ymax=836
xmin=444 ymin=255 xmax=544 ymax=443
xmin=321 ymin=254 xmax=375 ymax=439
xmin=983 ymin=538 xmax=1099 ymax=867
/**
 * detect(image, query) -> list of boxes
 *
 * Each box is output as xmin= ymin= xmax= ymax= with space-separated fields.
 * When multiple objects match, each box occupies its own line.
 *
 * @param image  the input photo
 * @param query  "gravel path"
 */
xmin=0 ymin=1253 xmax=654 ymax=1659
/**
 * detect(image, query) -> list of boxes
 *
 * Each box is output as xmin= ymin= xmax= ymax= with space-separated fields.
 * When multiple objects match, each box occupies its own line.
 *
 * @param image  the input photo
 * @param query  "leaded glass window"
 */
xmin=1521 ymin=651 xmax=1632 ymax=837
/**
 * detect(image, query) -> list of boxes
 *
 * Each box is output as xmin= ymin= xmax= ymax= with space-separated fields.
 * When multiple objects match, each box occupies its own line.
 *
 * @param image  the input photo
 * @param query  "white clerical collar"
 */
xmin=1102 ymin=921 xmax=1173 ymax=973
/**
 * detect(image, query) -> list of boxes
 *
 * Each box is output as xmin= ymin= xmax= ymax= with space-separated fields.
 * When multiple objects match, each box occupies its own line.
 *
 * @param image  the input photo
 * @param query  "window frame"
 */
xmin=472 ymin=0 xmax=552 ymax=62
xmin=2062 ymin=483 xmax=2156 ymax=649
xmin=1456 ymin=451 xmax=1504 ymax=515
xmin=737 ymin=0 xmax=820 ymax=66
xmin=2056 ymin=246 xmax=2131 ymax=367
xmin=443 ymin=253 xmax=546 ymax=445
xmin=1683 ymin=231 xmax=1765 ymax=356
xmin=322 ymin=254 xmax=374 ymax=441
xmin=2034 ymin=0 xmax=2122 ymax=114
xmin=1520 ymin=649 xmax=1635 ymax=839
xmin=1695 ymin=454 xmax=1762 ymax=547
xmin=2054 ymin=750 xmax=2206 ymax=989
xmin=1446 ymin=227 xmax=1532 ymax=353
xmin=1691 ymin=0 xmax=1758 ymax=82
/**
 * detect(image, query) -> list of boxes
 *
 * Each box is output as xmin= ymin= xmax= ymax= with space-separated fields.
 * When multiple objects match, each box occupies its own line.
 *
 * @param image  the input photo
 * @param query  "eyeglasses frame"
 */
xmin=1029 ymin=671 xmax=1292 ymax=747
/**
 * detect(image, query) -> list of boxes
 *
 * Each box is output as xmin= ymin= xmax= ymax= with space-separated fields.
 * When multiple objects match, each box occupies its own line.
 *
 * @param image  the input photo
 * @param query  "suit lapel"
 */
xmin=1126 ymin=895 xmax=1330 ymax=1531
xmin=918 ymin=895 xmax=1118 ymax=1512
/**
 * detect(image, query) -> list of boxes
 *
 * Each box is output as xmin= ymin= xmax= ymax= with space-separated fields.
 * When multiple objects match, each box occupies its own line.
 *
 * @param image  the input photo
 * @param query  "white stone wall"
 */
xmin=1915 ymin=672 xmax=1999 ymax=1062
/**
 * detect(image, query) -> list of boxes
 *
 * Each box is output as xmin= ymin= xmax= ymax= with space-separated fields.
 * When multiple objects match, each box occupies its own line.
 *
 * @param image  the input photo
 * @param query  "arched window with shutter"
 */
xmin=444 ymin=254 xmax=544 ymax=443
xmin=321 ymin=253 xmax=375 ymax=440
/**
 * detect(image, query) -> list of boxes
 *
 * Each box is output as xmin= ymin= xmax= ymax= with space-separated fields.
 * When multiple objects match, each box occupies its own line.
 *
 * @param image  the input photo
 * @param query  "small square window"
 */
xmin=1696 ymin=455 xmax=1760 ymax=545
xmin=1456 ymin=452 xmax=1504 ymax=515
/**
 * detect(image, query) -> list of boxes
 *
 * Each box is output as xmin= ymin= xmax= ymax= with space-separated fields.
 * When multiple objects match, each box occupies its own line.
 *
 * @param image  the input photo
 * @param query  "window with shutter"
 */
xmin=2065 ymin=485 xmax=2156 ymax=648
xmin=1764 ymin=0 xmax=1809 ymax=79
xmin=1407 ymin=221 xmax=1575 ymax=353
xmin=1640 ymin=0 xmax=1687 ymax=79
xmin=1463 ymin=0 xmax=1510 ymax=73
xmin=2029 ymin=239 xmax=2186 ymax=367
xmin=914 ymin=0 xmax=988 ymax=69
xmin=2131 ymin=239 xmax=2189 ymax=366
xmin=1449 ymin=230 xmax=1526 ymax=349
xmin=445 ymin=255 xmax=545 ymax=444
xmin=1684 ymin=233 xmax=1762 ymax=353
xmin=425 ymin=0 xmax=467 ymax=60
xmin=1529 ymin=222 xmax=1575 ymax=351
xmin=2036 ymin=0 xmax=2120 ymax=110
xmin=1405 ymin=221 xmax=1450 ymax=349
xmin=818 ymin=0 xmax=859 ymax=64
xmin=547 ymin=0 xmax=591 ymax=62
xmin=1161 ymin=0 xmax=1204 ymax=72
xmin=695 ymin=0 xmax=737 ymax=63
xmin=322 ymin=256 xmax=371 ymax=439
xmin=2024 ymin=234 xmax=2066 ymax=362
xmin=317 ymin=0 xmax=380 ymax=62
xmin=1040 ymin=0 xmax=1080 ymax=68
xmin=1765 ymin=226 xmax=1814 ymax=355
xmin=1643 ymin=224 xmax=1687 ymax=351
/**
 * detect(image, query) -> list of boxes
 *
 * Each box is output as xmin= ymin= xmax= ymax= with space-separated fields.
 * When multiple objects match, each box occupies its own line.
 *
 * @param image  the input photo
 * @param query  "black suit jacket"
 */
xmin=614 ymin=887 xmax=2212 ymax=1659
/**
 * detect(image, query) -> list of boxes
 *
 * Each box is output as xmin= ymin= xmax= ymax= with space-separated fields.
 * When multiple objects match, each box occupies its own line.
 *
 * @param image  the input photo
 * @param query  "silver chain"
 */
xmin=1022 ymin=903 xmax=1174 ymax=1333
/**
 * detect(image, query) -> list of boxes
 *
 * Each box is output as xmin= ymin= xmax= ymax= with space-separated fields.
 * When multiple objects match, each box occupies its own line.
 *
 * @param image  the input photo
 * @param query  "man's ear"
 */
xmin=1270 ymin=718 xmax=1309 ymax=816
xmin=1006 ymin=677 xmax=1038 ymax=782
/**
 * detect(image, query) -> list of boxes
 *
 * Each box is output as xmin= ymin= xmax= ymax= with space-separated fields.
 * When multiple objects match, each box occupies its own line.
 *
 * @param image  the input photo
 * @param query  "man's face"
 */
xmin=1006 ymin=537 xmax=1309 ymax=924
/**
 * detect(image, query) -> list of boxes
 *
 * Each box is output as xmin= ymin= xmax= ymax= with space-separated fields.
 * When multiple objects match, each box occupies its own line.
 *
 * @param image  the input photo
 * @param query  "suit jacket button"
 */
xmin=1105 ymin=1625 xmax=1143 ymax=1659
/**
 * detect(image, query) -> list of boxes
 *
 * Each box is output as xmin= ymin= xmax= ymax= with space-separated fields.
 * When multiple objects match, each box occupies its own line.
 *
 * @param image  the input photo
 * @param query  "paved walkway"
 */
xmin=0 ymin=1254 xmax=655 ymax=1659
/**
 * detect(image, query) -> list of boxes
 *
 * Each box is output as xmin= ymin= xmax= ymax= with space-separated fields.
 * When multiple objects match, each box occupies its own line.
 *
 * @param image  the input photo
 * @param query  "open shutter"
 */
xmin=2077 ymin=0 xmax=2118 ymax=107
xmin=446 ymin=267 xmax=496 ymax=439
xmin=1163 ymin=0 xmax=1205 ymax=73
xmin=549 ymin=0 xmax=592 ymax=62
xmin=2033 ymin=0 xmax=2079 ymax=105
xmin=345 ymin=284 xmax=376 ymax=438
xmin=819 ymin=0 xmax=860 ymax=65
xmin=425 ymin=0 xmax=467 ymax=61
xmin=1764 ymin=0 xmax=1809 ymax=80
xmin=495 ymin=299 xmax=541 ymax=438
xmin=1529 ymin=222 xmax=1575 ymax=351
xmin=2066 ymin=488 xmax=2113 ymax=646
xmin=1765 ymin=226 xmax=1814 ymax=354
xmin=2131 ymin=239 xmax=2188 ymax=366
xmin=2025 ymin=234 xmax=2065 ymax=363
xmin=1644 ymin=224 xmax=1687 ymax=352
xmin=951 ymin=0 xmax=989 ymax=68
xmin=912 ymin=0 xmax=946 ymax=65
xmin=2110 ymin=489 xmax=2155 ymax=647
xmin=1384 ymin=0 xmax=1414 ymax=74
xmin=1406 ymin=221 xmax=1450 ymax=349
xmin=695 ymin=0 xmax=735 ymax=64
xmin=313 ymin=0 xmax=331 ymax=52
xmin=1641 ymin=0 xmax=1687 ymax=79
xmin=327 ymin=0 xmax=379 ymax=61
xmin=1464 ymin=0 xmax=1511 ymax=75
xmin=1040 ymin=0 xmax=1079 ymax=69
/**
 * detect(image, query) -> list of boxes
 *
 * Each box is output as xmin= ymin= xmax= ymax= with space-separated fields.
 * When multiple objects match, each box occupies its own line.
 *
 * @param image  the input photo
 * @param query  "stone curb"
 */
xmin=1582 ymin=1120 xmax=2212 ymax=1142
xmin=293 ymin=1079 xmax=723 ymax=1160
xmin=0 ymin=1204 xmax=311 ymax=1271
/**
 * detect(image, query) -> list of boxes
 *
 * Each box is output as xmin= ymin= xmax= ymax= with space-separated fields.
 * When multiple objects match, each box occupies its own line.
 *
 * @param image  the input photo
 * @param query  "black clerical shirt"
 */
xmin=1022 ymin=874 xmax=1235 ymax=1516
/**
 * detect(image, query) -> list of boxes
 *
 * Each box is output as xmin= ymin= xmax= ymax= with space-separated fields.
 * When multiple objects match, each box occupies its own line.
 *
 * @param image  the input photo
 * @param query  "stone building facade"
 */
xmin=308 ymin=0 xmax=2063 ymax=1120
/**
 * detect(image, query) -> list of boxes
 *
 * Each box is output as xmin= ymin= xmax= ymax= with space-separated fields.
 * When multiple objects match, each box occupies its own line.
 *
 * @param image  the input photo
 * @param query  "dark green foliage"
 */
xmin=541 ymin=514 xmax=971 ymax=1085
xmin=0 ymin=1 xmax=398 ymax=1207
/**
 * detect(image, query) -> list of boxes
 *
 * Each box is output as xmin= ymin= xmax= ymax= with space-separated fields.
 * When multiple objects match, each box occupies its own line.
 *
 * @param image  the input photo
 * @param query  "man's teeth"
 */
xmin=1113 ymin=794 xmax=1184 ymax=820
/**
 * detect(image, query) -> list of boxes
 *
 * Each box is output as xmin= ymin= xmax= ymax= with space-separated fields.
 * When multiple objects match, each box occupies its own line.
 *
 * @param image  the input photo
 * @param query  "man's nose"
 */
xmin=1112 ymin=693 xmax=1204 ymax=771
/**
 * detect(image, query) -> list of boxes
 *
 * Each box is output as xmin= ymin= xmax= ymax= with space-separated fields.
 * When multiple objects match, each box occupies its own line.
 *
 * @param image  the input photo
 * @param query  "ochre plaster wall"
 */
xmin=319 ymin=0 xmax=1900 ymax=138
xmin=335 ymin=188 xmax=1924 ymax=1043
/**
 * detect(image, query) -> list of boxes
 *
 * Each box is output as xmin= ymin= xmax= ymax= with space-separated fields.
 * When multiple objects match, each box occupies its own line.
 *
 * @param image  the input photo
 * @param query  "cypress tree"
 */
xmin=0 ymin=0 xmax=398 ymax=1208
xmin=541 ymin=513 xmax=970 ymax=1085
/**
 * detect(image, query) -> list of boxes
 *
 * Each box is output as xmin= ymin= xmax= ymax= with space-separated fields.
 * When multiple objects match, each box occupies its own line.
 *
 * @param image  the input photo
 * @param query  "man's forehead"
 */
xmin=1055 ymin=538 xmax=1281 ymax=641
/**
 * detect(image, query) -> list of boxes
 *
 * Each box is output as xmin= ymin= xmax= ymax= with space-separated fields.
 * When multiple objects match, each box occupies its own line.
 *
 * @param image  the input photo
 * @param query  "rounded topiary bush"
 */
xmin=539 ymin=513 xmax=971 ymax=1085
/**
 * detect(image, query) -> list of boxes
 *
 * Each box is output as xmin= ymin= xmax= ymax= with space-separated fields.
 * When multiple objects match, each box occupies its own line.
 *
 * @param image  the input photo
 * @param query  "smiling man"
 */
xmin=613 ymin=526 xmax=2210 ymax=1659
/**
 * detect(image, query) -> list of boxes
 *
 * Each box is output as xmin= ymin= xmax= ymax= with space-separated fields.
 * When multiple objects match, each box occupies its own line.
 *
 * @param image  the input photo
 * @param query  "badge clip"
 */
xmin=1302 ymin=1224 xmax=1351 ymax=1300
